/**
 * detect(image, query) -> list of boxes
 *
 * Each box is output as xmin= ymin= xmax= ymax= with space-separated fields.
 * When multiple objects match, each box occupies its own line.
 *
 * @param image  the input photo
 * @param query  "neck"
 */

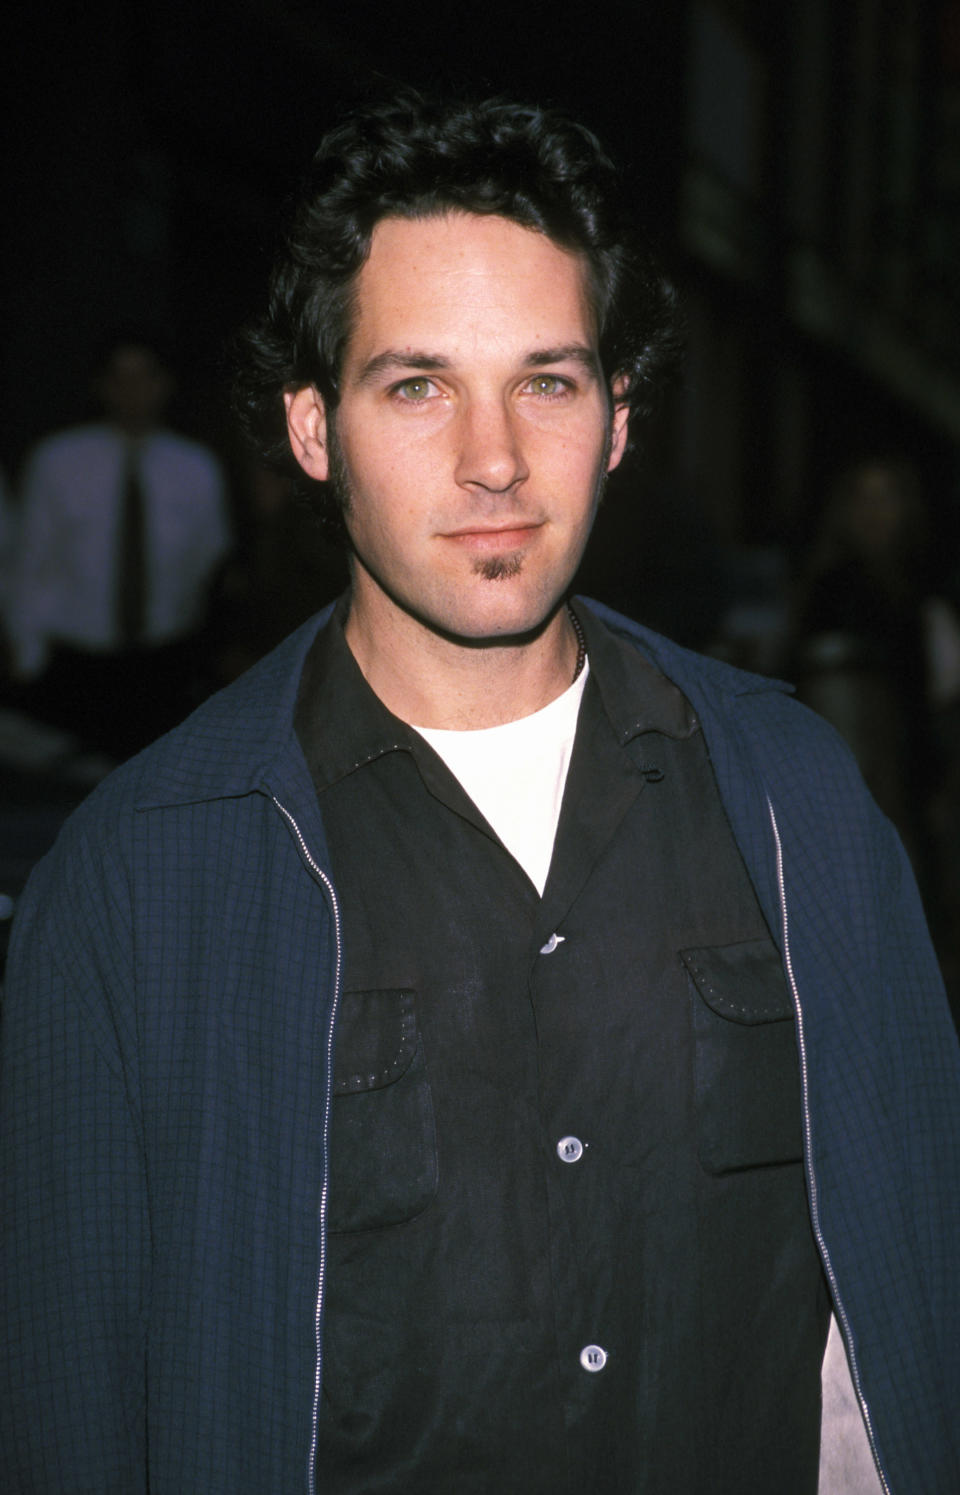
xmin=343 ymin=592 xmax=582 ymax=730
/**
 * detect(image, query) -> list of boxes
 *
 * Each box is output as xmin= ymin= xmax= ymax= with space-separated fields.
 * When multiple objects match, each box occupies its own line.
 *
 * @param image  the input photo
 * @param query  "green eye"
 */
xmin=530 ymin=374 xmax=564 ymax=396
xmin=396 ymin=377 xmax=432 ymax=400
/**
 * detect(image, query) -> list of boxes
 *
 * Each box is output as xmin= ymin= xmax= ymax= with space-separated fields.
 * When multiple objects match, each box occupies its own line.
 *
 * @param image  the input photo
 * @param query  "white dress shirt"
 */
xmin=7 ymin=423 xmax=232 ymax=676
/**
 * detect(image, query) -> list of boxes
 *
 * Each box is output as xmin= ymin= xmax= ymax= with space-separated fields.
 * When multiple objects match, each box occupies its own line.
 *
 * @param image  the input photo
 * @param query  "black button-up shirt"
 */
xmin=295 ymin=599 xmax=828 ymax=1494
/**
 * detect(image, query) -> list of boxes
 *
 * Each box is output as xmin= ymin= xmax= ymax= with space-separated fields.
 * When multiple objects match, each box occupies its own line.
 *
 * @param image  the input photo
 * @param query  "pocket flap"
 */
xmin=680 ymin=939 xmax=792 ymax=1025
xmin=333 ymin=988 xmax=418 ymax=1094
xmin=683 ymin=939 xmax=802 ymax=1173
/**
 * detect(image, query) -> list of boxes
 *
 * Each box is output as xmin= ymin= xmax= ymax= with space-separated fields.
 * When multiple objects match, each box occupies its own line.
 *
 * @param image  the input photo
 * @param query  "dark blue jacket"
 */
xmin=2 ymin=601 xmax=958 ymax=1494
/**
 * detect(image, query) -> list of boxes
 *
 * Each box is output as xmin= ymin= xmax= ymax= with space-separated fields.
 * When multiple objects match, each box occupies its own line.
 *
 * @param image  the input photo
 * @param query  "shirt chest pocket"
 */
xmin=681 ymin=940 xmax=804 ymax=1174
xmin=328 ymin=988 xmax=438 ymax=1233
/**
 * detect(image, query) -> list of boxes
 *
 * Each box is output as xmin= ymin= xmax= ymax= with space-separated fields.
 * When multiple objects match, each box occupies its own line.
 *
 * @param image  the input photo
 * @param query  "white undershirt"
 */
xmin=412 ymin=660 xmax=589 ymax=896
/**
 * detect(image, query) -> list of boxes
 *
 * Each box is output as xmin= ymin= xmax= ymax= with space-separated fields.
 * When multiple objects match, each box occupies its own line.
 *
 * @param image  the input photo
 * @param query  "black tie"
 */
xmin=117 ymin=442 xmax=147 ymax=647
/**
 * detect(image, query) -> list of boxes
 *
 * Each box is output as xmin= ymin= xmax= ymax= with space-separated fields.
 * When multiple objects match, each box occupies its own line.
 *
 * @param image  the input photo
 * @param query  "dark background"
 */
xmin=7 ymin=0 xmax=960 ymax=560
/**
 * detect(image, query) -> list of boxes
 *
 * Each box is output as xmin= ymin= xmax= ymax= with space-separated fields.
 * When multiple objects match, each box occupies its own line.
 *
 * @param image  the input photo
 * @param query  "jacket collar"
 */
xmin=581 ymin=599 xmax=793 ymax=703
xmin=132 ymin=603 xmax=335 ymax=810
xmin=131 ymin=597 xmax=790 ymax=812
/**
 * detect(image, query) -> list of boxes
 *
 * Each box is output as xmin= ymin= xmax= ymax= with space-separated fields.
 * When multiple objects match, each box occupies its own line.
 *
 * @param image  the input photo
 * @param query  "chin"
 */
xmin=422 ymin=585 xmax=568 ymax=645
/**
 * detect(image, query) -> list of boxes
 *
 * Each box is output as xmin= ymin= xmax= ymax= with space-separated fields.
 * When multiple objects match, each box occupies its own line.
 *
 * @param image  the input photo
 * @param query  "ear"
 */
xmin=284 ymin=385 xmax=330 ymax=481
xmin=606 ymin=376 xmax=630 ymax=474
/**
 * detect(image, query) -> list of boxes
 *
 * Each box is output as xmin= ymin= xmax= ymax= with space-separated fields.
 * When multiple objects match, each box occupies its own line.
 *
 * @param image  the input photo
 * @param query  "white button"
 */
xmin=557 ymin=1135 xmax=584 ymax=1163
xmin=580 ymin=1344 xmax=608 ymax=1372
xmin=540 ymin=932 xmax=566 ymax=954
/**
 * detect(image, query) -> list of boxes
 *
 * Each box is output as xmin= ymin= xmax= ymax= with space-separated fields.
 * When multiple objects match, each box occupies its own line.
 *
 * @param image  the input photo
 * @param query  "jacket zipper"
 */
xmin=270 ymin=796 xmax=343 ymax=1495
xmin=766 ymin=796 xmax=892 ymax=1495
xmin=275 ymin=787 xmax=885 ymax=1491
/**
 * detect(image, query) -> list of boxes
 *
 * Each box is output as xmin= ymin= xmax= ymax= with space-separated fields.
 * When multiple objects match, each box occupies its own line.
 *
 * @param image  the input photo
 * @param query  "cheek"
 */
xmin=550 ymin=435 xmax=610 ymax=504
xmin=341 ymin=416 xmax=437 ymax=495
xmin=533 ymin=410 xmax=610 ymax=470
xmin=347 ymin=483 xmax=423 ymax=559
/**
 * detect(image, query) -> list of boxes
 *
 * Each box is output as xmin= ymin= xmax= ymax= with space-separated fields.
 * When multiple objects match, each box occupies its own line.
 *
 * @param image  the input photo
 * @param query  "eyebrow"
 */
xmin=354 ymin=351 xmax=451 ymax=384
xmin=526 ymin=345 xmax=601 ymax=377
xmin=353 ymin=343 xmax=601 ymax=385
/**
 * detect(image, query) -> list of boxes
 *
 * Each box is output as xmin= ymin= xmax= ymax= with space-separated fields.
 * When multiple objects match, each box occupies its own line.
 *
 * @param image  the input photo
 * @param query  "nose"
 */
xmin=454 ymin=397 xmax=529 ymax=495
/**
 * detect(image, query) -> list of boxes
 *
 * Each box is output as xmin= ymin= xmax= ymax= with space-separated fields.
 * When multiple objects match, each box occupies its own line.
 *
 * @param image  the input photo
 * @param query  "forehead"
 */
xmin=343 ymin=212 xmax=596 ymax=369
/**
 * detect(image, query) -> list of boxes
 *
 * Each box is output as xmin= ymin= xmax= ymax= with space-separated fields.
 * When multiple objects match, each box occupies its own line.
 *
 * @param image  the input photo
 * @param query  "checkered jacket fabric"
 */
xmin=2 ymin=600 xmax=958 ymax=1493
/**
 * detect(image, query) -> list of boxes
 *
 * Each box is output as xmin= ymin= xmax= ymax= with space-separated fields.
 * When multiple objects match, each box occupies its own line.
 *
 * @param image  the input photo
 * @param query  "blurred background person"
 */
xmin=790 ymin=458 xmax=937 ymax=840
xmin=788 ymin=456 xmax=960 ymax=1004
xmin=6 ymin=334 xmax=232 ymax=759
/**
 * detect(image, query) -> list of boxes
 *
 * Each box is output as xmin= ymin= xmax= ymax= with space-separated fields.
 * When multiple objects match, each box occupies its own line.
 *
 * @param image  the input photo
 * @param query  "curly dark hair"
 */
xmin=233 ymin=91 xmax=681 ymax=533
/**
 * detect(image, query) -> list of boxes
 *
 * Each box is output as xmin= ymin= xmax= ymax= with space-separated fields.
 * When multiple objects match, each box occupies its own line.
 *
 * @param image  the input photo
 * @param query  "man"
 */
xmin=2 ymin=95 xmax=958 ymax=1494
xmin=6 ymin=335 xmax=231 ymax=757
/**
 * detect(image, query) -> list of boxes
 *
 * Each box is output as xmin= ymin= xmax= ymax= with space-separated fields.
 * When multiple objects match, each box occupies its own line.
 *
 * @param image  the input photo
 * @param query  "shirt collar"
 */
xmin=574 ymin=599 xmax=700 ymax=743
xmin=295 ymin=592 xmax=698 ymax=794
xmin=295 ymin=594 xmax=426 ymax=792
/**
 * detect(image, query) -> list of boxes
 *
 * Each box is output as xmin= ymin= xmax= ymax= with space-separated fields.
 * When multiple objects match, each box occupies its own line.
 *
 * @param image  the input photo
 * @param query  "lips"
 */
xmin=441 ymin=522 xmax=543 ymax=551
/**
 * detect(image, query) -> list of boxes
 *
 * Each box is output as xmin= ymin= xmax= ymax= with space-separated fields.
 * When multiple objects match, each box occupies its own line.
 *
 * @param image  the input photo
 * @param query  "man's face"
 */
xmin=286 ymin=211 xmax=629 ymax=645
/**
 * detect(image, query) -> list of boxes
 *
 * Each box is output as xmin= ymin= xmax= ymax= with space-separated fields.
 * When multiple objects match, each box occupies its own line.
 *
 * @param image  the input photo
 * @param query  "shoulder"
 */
xmin=39 ymin=607 xmax=330 ymax=840
xmin=580 ymin=595 xmax=799 ymax=719
xmin=23 ymin=425 xmax=114 ymax=476
xmin=9 ymin=614 xmax=330 ymax=1005
xmin=579 ymin=597 xmax=781 ymax=696
xmin=579 ymin=595 xmax=871 ymax=802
